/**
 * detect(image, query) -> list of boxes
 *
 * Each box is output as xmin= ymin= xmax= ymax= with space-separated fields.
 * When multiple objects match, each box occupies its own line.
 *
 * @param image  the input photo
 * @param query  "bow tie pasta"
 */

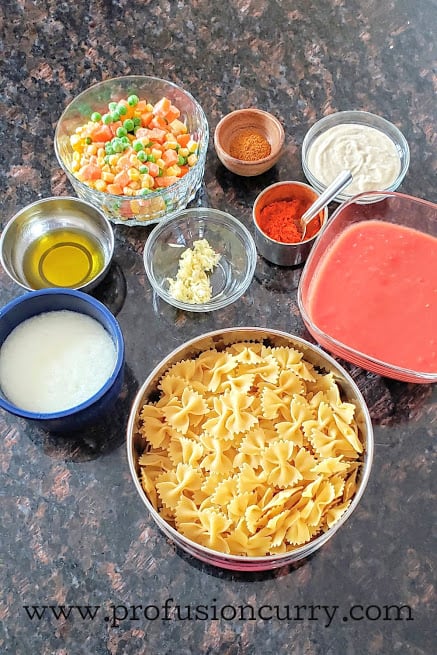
xmin=137 ymin=342 xmax=364 ymax=557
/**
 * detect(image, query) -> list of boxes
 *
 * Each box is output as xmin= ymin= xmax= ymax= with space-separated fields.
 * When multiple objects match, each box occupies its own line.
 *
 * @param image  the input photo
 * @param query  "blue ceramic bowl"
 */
xmin=0 ymin=289 xmax=125 ymax=432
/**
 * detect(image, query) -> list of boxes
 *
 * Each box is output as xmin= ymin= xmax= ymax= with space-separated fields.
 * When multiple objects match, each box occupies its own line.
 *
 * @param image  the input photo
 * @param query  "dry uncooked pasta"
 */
xmin=137 ymin=342 xmax=364 ymax=557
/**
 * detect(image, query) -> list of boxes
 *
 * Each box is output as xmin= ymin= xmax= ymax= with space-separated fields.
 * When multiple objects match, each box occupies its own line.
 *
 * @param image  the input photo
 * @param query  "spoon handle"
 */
xmin=301 ymin=170 xmax=353 ymax=224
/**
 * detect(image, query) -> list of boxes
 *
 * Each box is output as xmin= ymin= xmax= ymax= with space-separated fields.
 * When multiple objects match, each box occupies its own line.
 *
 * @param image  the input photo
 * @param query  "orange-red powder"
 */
xmin=258 ymin=199 xmax=321 ymax=243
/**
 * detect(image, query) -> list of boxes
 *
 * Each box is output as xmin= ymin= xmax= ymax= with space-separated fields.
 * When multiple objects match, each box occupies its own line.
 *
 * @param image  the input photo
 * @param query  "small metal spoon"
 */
xmin=300 ymin=170 xmax=353 ymax=239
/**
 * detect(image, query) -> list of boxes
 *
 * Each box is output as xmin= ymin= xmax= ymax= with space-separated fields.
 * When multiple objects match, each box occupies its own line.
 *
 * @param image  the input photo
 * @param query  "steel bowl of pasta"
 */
xmin=126 ymin=327 xmax=373 ymax=571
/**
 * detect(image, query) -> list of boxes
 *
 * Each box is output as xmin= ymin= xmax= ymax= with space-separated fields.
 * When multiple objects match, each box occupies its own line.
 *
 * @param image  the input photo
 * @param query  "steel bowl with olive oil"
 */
xmin=0 ymin=197 xmax=114 ymax=293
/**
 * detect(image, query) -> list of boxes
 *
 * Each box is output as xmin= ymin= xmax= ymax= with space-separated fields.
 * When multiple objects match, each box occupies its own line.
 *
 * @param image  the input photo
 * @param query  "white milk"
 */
xmin=0 ymin=310 xmax=117 ymax=413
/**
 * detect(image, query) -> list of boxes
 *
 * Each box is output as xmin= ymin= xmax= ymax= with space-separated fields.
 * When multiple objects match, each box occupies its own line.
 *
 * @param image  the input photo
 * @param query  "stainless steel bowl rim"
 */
xmin=127 ymin=327 xmax=374 ymax=569
xmin=0 ymin=196 xmax=115 ymax=292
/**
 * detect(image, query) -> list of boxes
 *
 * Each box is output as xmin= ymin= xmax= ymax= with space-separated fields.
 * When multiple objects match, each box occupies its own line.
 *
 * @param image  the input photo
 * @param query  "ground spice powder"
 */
xmin=229 ymin=129 xmax=271 ymax=161
xmin=258 ymin=199 xmax=321 ymax=243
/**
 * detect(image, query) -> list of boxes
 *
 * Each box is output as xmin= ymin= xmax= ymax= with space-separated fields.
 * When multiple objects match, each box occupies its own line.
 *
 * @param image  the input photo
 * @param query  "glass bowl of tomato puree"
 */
xmin=298 ymin=191 xmax=437 ymax=383
xmin=54 ymin=76 xmax=208 ymax=226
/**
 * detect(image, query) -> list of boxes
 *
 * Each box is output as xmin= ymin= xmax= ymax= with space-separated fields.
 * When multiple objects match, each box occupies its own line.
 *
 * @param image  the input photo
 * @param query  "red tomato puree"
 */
xmin=308 ymin=220 xmax=437 ymax=372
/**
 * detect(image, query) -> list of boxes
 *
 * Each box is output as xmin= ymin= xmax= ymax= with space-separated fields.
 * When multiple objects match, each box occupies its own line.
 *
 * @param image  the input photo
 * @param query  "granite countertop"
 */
xmin=0 ymin=1 xmax=436 ymax=654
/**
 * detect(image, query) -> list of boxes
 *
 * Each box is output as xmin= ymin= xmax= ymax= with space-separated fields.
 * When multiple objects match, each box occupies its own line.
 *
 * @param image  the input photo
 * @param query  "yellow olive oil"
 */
xmin=22 ymin=228 xmax=105 ymax=289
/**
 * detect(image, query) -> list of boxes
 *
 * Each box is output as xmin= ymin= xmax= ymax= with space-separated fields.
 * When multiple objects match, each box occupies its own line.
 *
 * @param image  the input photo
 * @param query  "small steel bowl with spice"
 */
xmin=301 ymin=110 xmax=410 ymax=203
xmin=0 ymin=196 xmax=114 ymax=292
xmin=253 ymin=181 xmax=328 ymax=266
xmin=143 ymin=207 xmax=257 ymax=312
xmin=214 ymin=108 xmax=285 ymax=176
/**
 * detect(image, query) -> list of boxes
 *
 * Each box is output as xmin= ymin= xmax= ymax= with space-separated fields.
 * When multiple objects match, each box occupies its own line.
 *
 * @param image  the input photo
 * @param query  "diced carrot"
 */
xmin=89 ymin=124 xmax=113 ymax=142
xmin=161 ymin=149 xmax=178 ymax=167
xmin=147 ymin=162 xmax=160 ymax=177
xmin=165 ymin=104 xmax=181 ymax=122
xmin=109 ymin=121 xmax=123 ymax=136
xmin=176 ymin=133 xmax=191 ymax=147
xmin=137 ymin=127 xmax=167 ymax=144
xmin=136 ymin=100 xmax=149 ymax=112
xmin=153 ymin=97 xmax=171 ymax=117
xmin=140 ymin=112 xmax=153 ymax=127
xmin=150 ymin=115 xmax=169 ymax=131
xmin=114 ymin=170 xmax=130 ymax=187
xmin=79 ymin=163 xmax=102 ymax=180
xmin=178 ymin=165 xmax=189 ymax=177
xmin=155 ymin=175 xmax=178 ymax=188
xmin=106 ymin=184 xmax=123 ymax=195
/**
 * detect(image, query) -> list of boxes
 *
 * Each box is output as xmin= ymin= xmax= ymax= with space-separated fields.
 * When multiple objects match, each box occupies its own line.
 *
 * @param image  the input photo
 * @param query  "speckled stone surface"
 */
xmin=0 ymin=1 xmax=436 ymax=654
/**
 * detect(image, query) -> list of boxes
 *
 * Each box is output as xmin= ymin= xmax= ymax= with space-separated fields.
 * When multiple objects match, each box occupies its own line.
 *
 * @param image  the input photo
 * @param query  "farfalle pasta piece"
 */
xmin=262 ymin=440 xmax=303 ymax=488
xmin=156 ymin=463 xmax=203 ymax=509
xmin=139 ymin=404 xmax=176 ymax=449
xmin=162 ymin=387 xmax=208 ymax=434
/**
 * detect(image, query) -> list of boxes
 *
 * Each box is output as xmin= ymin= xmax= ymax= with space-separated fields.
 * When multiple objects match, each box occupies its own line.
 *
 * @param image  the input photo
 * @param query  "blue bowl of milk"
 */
xmin=0 ymin=288 xmax=125 ymax=432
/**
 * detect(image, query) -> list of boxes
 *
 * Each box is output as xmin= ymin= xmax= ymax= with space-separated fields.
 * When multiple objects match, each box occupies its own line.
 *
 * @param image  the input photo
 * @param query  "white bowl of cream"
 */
xmin=302 ymin=111 xmax=409 ymax=203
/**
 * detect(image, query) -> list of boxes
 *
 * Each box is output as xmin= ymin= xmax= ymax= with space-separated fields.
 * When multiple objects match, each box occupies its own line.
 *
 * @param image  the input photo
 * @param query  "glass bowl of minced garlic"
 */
xmin=143 ymin=207 xmax=256 ymax=312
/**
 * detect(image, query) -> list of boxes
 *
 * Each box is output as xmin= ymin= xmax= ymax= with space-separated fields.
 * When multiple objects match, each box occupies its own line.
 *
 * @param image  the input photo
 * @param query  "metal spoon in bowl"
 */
xmin=300 ymin=170 xmax=353 ymax=240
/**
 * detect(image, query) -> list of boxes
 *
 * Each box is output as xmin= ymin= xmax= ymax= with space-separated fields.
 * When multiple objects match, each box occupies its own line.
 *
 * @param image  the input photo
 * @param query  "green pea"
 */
xmin=112 ymin=138 xmax=123 ymax=153
xmin=139 ymin=165 xmax=149 ymax=174
xmin=111 ymin=111 xmax=121 ymax=122
xmin=128 ymin=94 xmax=139 ymax=106
xmin=108 ymin=102 xmax=118 ymax=112
xmin=105 ymin=142 xmax=114 ymax=154
xmin=123 ymin=118 xmax=135 ymax=132
xmin=102 ymin=113 xmax=112 ymax=125
xmin=85 ymin=136 xmax=92 ymax=145
xmin=133 ymin=141 xmax=144 ymax=152
xmin=178 ymin=155 xmax=186 ymax=166
xmin=140 ymin=188 xmax=151 ymax=195
xmin=158 ymin=168 xmax=163 ymax=177
xmin=116 ymin=126 xmax=127 ymax=138
xmin=117 ymin=103 xmax=128 ymax=116
xmin=121 ymin=136 xmax=130 ymax=144
xmin=91 ymin=112 xmax=101 ymax=122
xmin=137 ymin=151 xmax=147 ymax=162
xmin=147 ymin=154 xmax=156 ymax=163
xmin=133 ymin=117 xmax=141 ymax=127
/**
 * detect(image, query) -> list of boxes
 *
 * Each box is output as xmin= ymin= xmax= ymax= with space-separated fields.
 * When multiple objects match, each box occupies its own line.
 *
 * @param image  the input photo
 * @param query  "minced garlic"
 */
xmin=167 ymin=239 xmax=220 ymax=304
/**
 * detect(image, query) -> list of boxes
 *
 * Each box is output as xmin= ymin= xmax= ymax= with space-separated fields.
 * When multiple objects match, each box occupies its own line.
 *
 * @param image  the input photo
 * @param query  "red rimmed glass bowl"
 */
xmin=298 ymin=191 xmax=437 ymax=384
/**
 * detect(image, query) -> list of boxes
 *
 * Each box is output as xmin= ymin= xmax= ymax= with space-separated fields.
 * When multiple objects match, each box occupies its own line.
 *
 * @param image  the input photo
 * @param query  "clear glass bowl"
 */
xmin=301 ymin=111 xmax=410 ymax=203
xmin=298 ymin=191 xmax=437 ymax=383
xmin=54 ymin=76 xmax=209 ymax=227
xmin=143 ymin=207 xmax=257 ymax=312
xmin=126 ymin=327 xmax=373 ymax=571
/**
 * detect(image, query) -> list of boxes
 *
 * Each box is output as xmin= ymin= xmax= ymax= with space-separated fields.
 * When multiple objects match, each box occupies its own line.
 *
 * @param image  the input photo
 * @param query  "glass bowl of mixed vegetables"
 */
xmin=54 ymin=76 xmax=209 ymax=226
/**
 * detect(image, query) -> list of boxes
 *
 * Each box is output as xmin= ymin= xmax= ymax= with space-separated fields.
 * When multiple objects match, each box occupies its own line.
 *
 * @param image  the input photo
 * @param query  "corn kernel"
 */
xmin=156 ymin=158 xmax=165 ymax=169
xmin=108 ymin=154 xmax=119 ymax=168
xmin=151 ymin=148 xmax=162 ymax=159
xmin=72 ymin=151 xmax=81 ymax=163
xmin=178 ymin=147 xmax=189 ymax=158
xmin=141 ymin=174 xmax=154 ymax=189
xmin=71 ymin=161 xmax=80 ymax=172
xmin=187 ymin=140 xmax=198 ymax=153
xmin=94 ymin=179 xmax=107 ymax=192
xmin=187 ymin=153 xmax=198 ymax=166
xmin=129 ymin=180 xmax=141 ymax=190
xmin=129 ymin=153 xmax=140 ymax=166
xmin=123 ymin=186 xmax=134 ymax=196
xmin=102 ymin=171 xmax=115 ymax=183
xmin=166 ymin=165 xmax=181 ymax=177
xmin=128 ymin=168 xmax=140 ymax=181
xmin=70 ymin=134 xmax=82 ymax=148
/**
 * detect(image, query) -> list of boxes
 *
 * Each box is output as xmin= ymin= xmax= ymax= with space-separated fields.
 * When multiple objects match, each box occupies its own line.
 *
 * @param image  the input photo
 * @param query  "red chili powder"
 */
xmin=258 ymin=199 xmax=321 ymax=243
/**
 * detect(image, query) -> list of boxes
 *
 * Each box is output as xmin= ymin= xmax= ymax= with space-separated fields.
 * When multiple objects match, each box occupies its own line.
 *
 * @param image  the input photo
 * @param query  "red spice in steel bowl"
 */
xmin=258 ymin=198 xmax=321 ymax=243
xmin=253 ymin=181 xmax=328 ymax=266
